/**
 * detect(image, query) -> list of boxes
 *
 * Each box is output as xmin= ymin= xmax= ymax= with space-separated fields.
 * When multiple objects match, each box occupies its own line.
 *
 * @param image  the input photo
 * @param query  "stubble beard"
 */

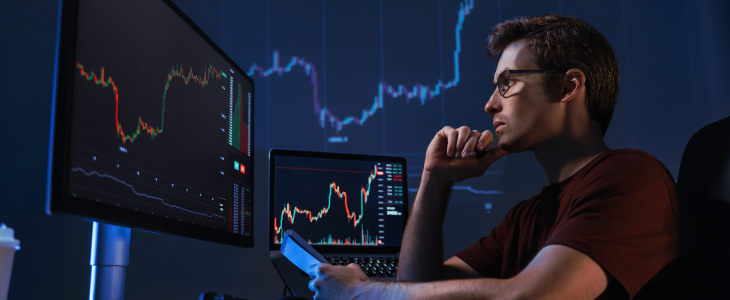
xmin=497 ymin=129 xmax=531 ymax=153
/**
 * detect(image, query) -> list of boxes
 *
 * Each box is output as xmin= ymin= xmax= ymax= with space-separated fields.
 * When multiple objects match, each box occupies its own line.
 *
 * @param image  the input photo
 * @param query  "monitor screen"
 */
xmin=269 ymin=150 xmax=408 ymax=252
xmin=48 ymin=0 xmax=254 ymax=247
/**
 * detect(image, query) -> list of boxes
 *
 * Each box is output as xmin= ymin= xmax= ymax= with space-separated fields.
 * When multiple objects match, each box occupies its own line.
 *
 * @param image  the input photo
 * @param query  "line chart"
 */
xmin=274 ymin=164 xmax=378 ymax=244
xmin=408 ymin=186 xmax=504 ymax=195
xmin=72 ymin=167 xmax=226 ymax=219
xmin=76 ymin=61 xmax=228 ymax=144
xmin=453 ymin=185 xmax=504 ymax=195
xmin=246 ymin=0 xmax=474 ymax=137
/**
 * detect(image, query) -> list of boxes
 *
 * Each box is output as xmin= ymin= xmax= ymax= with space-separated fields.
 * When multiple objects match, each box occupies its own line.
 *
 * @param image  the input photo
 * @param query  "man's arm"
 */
xmin=310 ymin=244 xmax=608 ymax=299
xmin=397 ymin=173 xmax=487 ymax=281
xmin=395 ymin=170 xmax=452 ymax=281
xmin=397 ymin=126 xmax=507 ymax=282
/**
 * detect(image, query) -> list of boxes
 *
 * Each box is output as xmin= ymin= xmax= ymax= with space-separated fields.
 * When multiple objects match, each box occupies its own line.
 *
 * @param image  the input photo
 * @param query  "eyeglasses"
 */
xmin=494 ymin=69 xmax=560 ymax=97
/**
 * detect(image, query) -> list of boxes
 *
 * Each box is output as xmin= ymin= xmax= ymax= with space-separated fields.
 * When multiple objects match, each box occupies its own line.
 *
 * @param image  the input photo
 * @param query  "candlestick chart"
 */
xmin=75 ymin=61 xmax=230 ymax=144
xmin=272 ymin=156 xmax=406 ymax=246
xmin=274 ymin=164 xmax=379 ymax=245
xmin=68 ymin=59 xmax=252 ymax=232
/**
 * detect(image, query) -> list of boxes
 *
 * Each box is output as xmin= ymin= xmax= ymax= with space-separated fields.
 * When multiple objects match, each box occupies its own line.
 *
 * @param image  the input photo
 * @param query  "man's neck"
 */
xmin=532 ymin=128 xmax=610 ymax=185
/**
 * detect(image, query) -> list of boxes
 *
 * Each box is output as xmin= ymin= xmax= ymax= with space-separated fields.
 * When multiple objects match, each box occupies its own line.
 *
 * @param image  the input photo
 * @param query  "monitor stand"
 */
xmin=89 ymin=221 xmax=131 ymax=300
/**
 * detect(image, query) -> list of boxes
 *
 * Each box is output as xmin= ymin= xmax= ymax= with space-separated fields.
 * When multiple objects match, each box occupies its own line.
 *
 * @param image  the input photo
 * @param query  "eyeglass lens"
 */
xmin=497 ymin=70 xmax=510 ymax=97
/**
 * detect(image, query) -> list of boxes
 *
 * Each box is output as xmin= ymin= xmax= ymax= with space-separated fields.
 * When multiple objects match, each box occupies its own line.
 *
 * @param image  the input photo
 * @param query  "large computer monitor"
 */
xmin=47 ymin=0 xmax=254 ymax=247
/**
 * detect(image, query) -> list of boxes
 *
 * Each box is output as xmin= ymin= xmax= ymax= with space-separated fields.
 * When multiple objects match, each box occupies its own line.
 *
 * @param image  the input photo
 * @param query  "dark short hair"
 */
xmin=487 ymin=14 xmax=619 ymax=136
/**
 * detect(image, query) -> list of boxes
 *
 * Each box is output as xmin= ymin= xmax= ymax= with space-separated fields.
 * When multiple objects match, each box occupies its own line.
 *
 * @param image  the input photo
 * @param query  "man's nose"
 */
xmin=485 ymin=89 xmax=502 ymax=116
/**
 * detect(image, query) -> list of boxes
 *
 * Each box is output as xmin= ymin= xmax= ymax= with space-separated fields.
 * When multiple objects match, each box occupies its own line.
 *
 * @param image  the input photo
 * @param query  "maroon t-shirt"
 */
xmin=455 ymin=149 xmax=680 ymax=299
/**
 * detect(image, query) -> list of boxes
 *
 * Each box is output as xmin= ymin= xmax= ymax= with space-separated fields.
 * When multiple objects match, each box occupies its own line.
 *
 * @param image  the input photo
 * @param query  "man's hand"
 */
xmin=308 ymin=263 xmax=370 ymax=300
xmin=425 ymin=126 xmax=509 ymax=183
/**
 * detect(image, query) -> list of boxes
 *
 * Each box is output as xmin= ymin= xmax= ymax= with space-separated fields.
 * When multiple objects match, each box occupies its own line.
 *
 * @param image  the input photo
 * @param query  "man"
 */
xmin=308 ymin=14 xmax=680 ymax=299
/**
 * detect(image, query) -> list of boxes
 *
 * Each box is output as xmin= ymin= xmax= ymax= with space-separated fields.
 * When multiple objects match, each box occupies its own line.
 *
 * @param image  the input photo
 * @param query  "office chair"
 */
xmin=676 ymin=116 xmax=730 ymax=298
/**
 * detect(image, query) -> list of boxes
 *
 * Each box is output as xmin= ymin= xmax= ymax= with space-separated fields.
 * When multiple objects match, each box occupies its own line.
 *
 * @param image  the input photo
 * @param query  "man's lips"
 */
xmin=493 ymin=121 xmax=506 ymax=132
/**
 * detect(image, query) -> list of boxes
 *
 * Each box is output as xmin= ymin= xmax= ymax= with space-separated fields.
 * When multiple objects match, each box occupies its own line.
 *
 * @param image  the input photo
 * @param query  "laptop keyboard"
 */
xmin=327 ymin=256 xmax=398 ymax=277
xmin=300 ymin=256 xmax=398 ymax=278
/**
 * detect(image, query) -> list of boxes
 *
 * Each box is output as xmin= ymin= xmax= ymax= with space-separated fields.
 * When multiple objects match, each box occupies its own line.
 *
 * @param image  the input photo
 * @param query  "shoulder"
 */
xmin=579 ymin=149 xmax=673 ymax=185
xmin=566 ymin=149 xmax=677 ymax=206
xmin=591 ymin=149 xmax=664 ymax=170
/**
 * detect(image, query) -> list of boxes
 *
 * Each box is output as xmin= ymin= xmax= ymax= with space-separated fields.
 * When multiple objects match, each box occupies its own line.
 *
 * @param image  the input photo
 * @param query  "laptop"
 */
xmin=269 ymin=149 xmax=409 ymax=297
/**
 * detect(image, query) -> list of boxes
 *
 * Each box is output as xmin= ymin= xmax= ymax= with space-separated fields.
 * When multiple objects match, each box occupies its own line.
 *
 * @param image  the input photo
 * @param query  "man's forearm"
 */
xmin=359 ymin=277 xmax=511 ymax=300
xmin=397 ymin=171 xmax=453 ymax=282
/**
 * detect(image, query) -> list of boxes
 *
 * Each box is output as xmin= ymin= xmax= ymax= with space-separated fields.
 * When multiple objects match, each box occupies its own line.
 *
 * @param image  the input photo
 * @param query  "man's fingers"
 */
xmin=462 ymin=130 xmax=481 ymax=157
xmin=454 ymin=126 xmax=472 ymax=158
xmin=478 ymin=130 xmax=494 ymax=151
xmin=309 ymin=278 xmax=323 ymax=300
xmin=464 ymin=130 xmax=494 ymax=158
xmin=308 ymin=263 xmax=324 ymax=279
xmin=438 ymin=126 xmax=456 ymax=156
xmin=307 ymin=263 xmax=318 ymax=276
xmin=308 ymin=278 xmax=317 ymax=292
xmin=438 ymin=126 xmax=490 ymax=158
xmin=447 ymin=129 xmax=458 ymax=157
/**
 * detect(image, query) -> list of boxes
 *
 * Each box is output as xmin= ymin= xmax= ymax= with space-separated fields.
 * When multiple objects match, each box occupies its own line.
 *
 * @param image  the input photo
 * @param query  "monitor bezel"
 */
xmin=269 ymin=149 xmax=409 ymax=254
xmin=47 ymin=0 xmax=255 ymax=248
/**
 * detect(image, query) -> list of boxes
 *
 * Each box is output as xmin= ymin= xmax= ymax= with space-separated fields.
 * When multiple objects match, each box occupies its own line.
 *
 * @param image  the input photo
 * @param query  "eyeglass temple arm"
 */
xmin=507 ymin=69 xmax=558 ymax=74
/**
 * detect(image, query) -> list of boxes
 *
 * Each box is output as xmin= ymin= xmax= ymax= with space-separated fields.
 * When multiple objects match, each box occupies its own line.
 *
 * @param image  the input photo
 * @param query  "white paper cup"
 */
xmin=0 ymin=224 xmax=20 ymax=300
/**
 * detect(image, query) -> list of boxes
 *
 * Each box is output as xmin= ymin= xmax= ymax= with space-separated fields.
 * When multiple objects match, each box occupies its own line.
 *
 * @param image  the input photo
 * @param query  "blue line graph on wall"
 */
xmin=408 ymin=186 xmax=504 ymax=195
xmin=246 ymin=0 xmax=475 ymax=142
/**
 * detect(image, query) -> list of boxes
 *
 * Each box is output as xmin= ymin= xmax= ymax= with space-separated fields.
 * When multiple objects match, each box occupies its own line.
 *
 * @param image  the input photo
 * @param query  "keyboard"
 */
xmin=326 ymin=256 xmax=398 ymax=277
xmin=299 ymin=256 xmax=399 ymax=278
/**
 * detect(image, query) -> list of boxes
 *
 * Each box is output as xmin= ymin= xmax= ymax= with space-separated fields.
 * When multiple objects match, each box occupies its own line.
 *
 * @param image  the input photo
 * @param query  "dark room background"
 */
xmin=1 ymin=0 xmax=729 ymax=299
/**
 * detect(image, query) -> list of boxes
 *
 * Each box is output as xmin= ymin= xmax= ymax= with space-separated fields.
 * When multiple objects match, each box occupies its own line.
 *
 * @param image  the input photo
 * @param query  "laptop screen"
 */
xmin=269 ymin=149 xmax=408 ymax=253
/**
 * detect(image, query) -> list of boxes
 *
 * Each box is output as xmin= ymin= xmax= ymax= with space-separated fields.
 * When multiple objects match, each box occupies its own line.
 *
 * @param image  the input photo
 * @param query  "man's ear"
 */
xmin=560 ymin=68 xmax=586 ymax=103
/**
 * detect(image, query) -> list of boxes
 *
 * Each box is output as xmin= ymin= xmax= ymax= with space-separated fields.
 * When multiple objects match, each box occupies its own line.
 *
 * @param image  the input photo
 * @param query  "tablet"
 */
xmin=281 ymin=229 xmax=329 ymax=274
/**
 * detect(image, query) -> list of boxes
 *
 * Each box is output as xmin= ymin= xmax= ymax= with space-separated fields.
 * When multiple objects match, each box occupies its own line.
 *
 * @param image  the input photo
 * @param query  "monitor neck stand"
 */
xmin=89 ymin=221 xmax=131 ymax=300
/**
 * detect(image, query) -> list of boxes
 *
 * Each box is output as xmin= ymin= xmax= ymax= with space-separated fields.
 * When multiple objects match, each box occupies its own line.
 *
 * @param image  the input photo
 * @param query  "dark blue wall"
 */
xmin=1 ymin=0 xmax=729 ymax=299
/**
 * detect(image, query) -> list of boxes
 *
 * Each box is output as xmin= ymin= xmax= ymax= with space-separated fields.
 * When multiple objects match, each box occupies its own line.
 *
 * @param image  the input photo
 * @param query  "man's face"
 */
xmin=485 ymin=39 xmax=562 ymax=153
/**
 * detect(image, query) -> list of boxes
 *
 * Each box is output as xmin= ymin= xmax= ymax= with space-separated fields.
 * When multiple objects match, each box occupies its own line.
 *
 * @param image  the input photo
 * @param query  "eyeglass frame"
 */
xmin=493 ymin=69 xmax=563 ymax=97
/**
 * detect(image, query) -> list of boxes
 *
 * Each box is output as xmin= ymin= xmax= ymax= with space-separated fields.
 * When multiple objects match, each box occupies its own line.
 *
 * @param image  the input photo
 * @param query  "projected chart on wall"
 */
xmin=64 ymin=0 xmax=253 ymax=238
xmin=273 ymin=156 xmax=406 ymax=246
xmin=234 ymin=0 xmax=506 ymax=208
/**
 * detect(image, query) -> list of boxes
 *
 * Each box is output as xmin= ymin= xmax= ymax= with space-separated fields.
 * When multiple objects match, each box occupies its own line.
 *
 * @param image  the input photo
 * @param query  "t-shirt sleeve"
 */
xmin=454 ymin=202 xmax=521 ymax=278
xmin=545 ymin=151 xmax=680 ymax=298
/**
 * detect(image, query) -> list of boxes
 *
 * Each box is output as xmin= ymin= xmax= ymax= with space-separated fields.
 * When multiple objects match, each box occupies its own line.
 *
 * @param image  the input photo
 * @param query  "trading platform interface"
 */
xmin=63 ymin=0 xmax=253 ymax=239
xmin=273 ymin=156 xmax=406 ymax=247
